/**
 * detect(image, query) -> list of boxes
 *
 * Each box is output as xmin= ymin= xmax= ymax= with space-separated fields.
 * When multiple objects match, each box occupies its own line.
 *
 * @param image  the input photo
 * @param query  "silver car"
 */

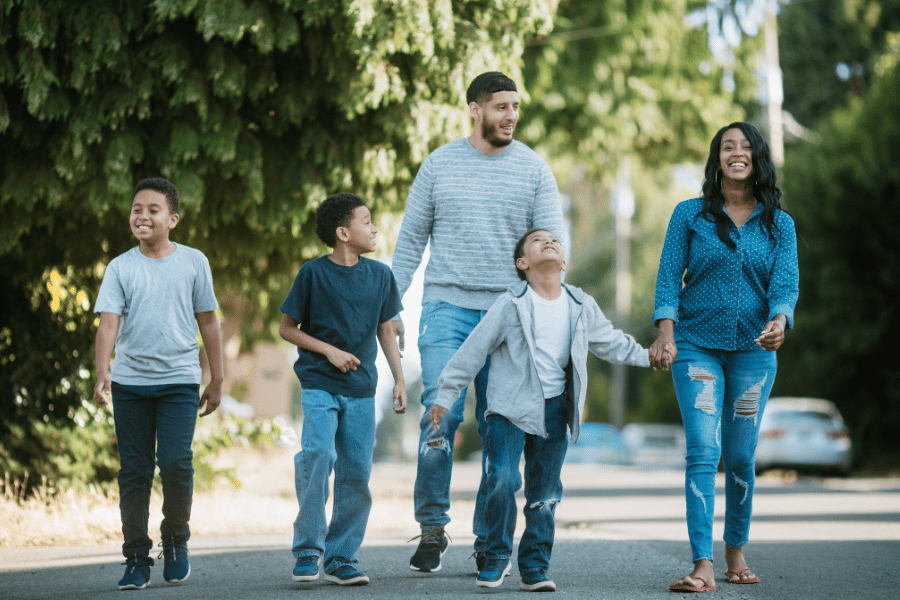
xmin=621 ymin=423 xmax=686 ymax=469
xmin=755 ymin=397 xmax=852 ymax=475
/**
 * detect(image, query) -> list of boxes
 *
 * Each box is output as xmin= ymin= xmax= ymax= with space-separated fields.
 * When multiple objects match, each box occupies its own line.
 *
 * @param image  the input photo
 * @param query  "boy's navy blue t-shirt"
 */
xmin=280 ymin=255 xmax=402 ymax=398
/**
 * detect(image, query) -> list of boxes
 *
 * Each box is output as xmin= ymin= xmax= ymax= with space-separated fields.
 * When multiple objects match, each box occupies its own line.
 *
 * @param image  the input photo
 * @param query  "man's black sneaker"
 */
xmin=409 ymin=526 xmax=450 ymax=572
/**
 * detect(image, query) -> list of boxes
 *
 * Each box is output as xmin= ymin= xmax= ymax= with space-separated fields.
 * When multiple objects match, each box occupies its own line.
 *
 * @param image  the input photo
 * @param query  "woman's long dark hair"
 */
xmin=700 ymin=122 xmax=783 ymax=250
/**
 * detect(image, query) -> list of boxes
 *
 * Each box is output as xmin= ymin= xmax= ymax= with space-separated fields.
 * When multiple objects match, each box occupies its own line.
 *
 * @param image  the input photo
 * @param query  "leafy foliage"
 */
xmin=0 ymin=0 xmax=558 ymax=494
xmin=778 ymin=0 xmax=900 ymax=128
xmin=775 ymin=35 xmax=900 ymax=459
xmin=0 ymin=394 xmax=286 ymax=498
xmin=520 ymin=0 xmax=752 ymax=182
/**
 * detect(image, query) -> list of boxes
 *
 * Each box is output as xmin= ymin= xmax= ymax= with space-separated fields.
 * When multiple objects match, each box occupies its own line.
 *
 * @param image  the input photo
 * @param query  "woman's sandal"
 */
xmin=669 ymin=574 xmax=718 ymax=593
xmin=724 ymin=567 xmax=760 ymax=584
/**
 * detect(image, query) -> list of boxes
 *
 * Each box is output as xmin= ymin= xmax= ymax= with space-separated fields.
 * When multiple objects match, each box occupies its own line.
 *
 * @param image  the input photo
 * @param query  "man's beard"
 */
xmin=482 ymin=121 xmax=514 ymax=148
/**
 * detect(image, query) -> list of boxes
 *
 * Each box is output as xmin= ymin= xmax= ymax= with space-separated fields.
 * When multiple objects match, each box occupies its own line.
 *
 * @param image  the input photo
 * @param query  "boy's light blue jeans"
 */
xmin=671 ymin=339 xmax=777 ymax=563
xmin=414 ymin=300 xmax=491 ymax=550
xmin=483 ymin=393 xmax=568 ymax=577
xmin=111 ymin=382 xmax=199 ymax=558
xmin=292 ymin=389 xmax=375 ymax=573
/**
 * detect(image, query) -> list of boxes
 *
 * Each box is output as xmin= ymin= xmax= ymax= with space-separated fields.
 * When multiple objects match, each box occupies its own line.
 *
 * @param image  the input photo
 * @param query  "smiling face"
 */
xmin=338 ymin=205 xmax=377 ymax=255
xmin=515 ymin=229 xmax=565 ymax=280
xmin=130 ymin=189 xmax=179 ymax=246
xmin=719 ymin=127 xmax=754 ymax=184
xmin=473 ymin=90 xmax=519 ymax=149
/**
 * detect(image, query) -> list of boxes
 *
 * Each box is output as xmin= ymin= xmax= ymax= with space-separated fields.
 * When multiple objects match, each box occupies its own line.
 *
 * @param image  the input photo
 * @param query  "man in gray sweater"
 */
xmin=390 ymin=71 xmax=566 ymax=573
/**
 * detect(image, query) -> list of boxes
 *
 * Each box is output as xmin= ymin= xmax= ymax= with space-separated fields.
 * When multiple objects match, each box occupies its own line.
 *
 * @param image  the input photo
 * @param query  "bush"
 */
xmin=0 ymin=397 xmax=282 ymax=500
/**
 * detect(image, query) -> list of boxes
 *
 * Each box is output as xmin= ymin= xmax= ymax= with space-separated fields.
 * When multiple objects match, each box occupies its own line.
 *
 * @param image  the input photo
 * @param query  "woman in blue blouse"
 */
xmin=650 ymin=122 xmax=799 ymax=593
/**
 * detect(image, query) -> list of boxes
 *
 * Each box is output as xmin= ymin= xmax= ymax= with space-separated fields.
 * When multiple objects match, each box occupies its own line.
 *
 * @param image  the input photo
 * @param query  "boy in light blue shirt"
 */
xmin=94 ymin=177 xmax=224 ymax=590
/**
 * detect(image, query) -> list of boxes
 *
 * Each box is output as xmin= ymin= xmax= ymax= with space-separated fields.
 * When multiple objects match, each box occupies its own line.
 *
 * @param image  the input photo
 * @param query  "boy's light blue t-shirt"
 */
xmin=94 ymin=244 xmax=219 ymax=385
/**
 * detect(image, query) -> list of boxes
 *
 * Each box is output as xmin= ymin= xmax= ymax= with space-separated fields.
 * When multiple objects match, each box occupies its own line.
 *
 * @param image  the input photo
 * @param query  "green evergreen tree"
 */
xmin=0 ymin=0 xmax=558 ymax=492
xmin=778 ymin=0 xmax=900 ymax=128
xmin=776 ymin=35 xmax=900 ymax=463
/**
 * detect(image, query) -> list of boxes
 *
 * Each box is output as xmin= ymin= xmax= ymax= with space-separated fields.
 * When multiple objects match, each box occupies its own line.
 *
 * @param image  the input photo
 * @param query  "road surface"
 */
xmin=2 ymin=462 xmax=898 ymax=599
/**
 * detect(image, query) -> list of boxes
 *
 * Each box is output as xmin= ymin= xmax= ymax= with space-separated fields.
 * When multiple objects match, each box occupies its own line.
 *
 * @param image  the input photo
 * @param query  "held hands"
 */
xmin=326 ymin=347 xmax=361 ymax=373
xmin=392 ymin=382 xmax=407 ymax=414
xmin=755 ymin=318 xmax=786 ymax=351
xmin=428 ymin=404 xmax=448 ymax=430
xmin=648 ymin=338 xmax=678 ymax=371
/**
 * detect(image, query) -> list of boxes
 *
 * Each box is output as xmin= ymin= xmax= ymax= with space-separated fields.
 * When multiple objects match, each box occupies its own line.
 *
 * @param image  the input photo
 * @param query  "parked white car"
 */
xmin=755 ymin=397 xmax=852 ymax=475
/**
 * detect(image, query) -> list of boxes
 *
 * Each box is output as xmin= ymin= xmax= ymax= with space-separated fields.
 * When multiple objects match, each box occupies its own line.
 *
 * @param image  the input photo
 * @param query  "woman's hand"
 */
xmin=650 ymin=319 xmax=677 ymax=371
xmin=755 ymin=316 xmax=787 ymax=351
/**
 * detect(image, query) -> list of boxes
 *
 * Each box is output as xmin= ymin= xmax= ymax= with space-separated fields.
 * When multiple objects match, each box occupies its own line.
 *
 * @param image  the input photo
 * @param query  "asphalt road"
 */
xmin=2 ymin=463 xmax=899 ymax=600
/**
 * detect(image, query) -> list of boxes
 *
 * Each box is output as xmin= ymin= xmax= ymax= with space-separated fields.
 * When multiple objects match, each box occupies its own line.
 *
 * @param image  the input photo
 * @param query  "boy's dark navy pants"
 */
xmin=111 ymin=382 xmax=199 ymax=558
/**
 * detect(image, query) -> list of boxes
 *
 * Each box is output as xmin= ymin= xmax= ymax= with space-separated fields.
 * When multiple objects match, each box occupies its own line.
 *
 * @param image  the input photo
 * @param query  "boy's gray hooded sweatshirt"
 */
xmin=435 ymin=281 xmax=650 ymax=442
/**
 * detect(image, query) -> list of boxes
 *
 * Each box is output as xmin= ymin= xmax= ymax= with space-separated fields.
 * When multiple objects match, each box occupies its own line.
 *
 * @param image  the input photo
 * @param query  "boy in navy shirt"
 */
xmin=279 ymin=192 xmax=406 ymax=586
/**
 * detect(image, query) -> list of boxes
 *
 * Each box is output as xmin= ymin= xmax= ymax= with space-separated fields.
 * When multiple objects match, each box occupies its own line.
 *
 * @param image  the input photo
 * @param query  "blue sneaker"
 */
xmin=521 ymin=572 xmax=557 ymax=592
xmin=476 ymin=559 xmax=511 ymax=588
xmin=159 ymin=539 xmax=190 ymax=583
xmin=325 ymin=565 xmax=370 ymax=586
xmin=292 ymin=556 xmax=320 ymax=582
xmin=118 ymin=556 xmax=153 ymax=590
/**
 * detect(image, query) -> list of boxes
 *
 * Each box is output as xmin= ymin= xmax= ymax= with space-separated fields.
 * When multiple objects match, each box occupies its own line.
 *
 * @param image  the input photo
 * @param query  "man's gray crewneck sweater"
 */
xmin=392 ymin=137 xmax=566 ymax=311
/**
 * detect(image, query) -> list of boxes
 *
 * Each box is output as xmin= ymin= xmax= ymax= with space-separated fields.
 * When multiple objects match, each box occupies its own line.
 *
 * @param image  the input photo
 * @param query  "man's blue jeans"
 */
xmin=414 ymin=300 xmax=490 ymax=549
xmin=292 ymin=389 xmax=375 ymax=573
xmin=111 ymin=382 xmax=200 ymax=558
xmin=671 ymin=339 xmax=777 ymax=562
xmin=483 ymin=393 xmax=568 ymax=577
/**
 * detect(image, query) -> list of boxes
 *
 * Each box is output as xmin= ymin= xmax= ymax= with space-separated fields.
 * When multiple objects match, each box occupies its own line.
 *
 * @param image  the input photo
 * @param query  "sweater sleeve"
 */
xmin=391 ymin=156 xmax=435 ymax=301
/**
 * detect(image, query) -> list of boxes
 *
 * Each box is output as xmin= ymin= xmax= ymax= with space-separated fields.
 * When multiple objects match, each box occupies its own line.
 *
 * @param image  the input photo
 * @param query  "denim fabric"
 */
xmin=414 ymin=301 xmax=490 ymax=549
xmin=292 ymin=389 xmax=375 ymax=573
xmin=671 ymin=339 xmax=777 ymax=562
xmin=111 ymin=382 xmax=200 ymax=558
xmin=483 ymin=393 xmax=568 ymax=576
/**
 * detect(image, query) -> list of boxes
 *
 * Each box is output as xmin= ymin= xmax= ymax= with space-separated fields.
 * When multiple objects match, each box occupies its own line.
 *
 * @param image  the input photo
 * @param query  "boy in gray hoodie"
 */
xmin=428 ymin=229 xmax=674 ymax=591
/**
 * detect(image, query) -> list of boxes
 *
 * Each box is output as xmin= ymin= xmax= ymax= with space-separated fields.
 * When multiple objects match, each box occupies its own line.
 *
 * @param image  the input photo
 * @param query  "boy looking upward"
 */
xmin=279 ymin=192 xmax=406 ymax=587
xmin=93 ymin=177 xmax=224 ymax=590
xmin=429 ymin=229 xmax=674 ymax=591
xmin=391 ymin=70 xmax=566 ymax=574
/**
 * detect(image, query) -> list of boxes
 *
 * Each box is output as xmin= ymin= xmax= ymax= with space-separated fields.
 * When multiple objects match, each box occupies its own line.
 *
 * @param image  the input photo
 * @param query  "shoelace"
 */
xmin=407 ymin=527 xmax=452 ymax=548
xmin=157 ymin=541 xmax=187 ymax=561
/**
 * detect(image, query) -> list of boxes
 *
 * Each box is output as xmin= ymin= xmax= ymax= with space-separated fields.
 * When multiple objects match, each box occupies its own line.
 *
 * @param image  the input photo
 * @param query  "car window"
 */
xmin=769 ymin=411 xmax=834 ymax=425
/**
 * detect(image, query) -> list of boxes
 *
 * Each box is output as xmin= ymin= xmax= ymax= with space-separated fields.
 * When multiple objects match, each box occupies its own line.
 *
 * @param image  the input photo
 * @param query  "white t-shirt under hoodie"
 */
xmin=526 ymin=285 xmax=571 ymax=398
